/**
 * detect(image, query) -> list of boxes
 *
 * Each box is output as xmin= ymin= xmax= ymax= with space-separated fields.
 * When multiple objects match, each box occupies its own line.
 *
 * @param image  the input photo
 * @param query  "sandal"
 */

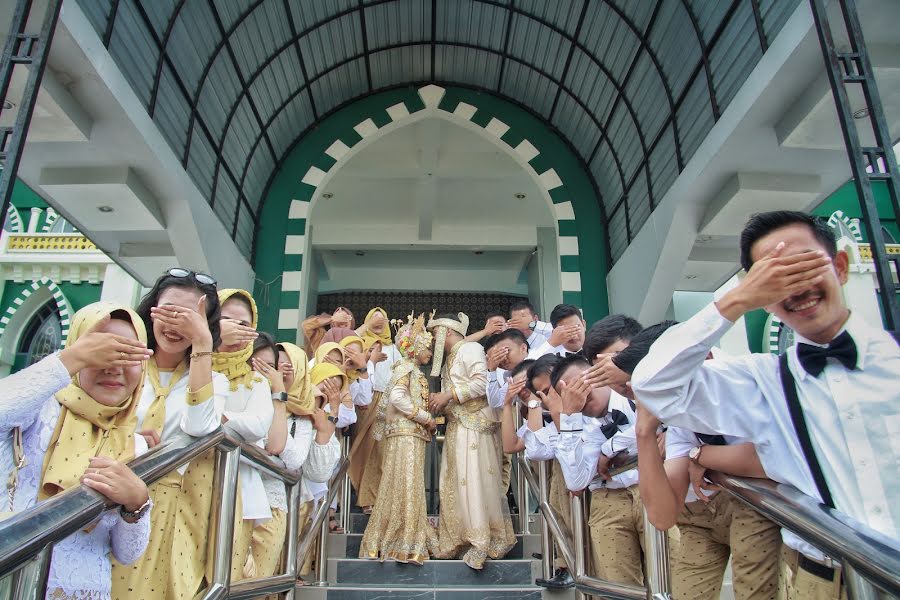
xmin=362 ymin=506 xmax=373 ymax=515
xmin=328 ymin=517 xmax=345 ymax=534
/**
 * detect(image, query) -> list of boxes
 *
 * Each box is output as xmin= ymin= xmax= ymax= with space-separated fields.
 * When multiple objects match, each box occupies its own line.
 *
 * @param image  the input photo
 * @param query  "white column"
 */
xmin=100 ymin=263 xmax=143 ymax=308
xmin=27 ymin=208 xmax=42 ymax=233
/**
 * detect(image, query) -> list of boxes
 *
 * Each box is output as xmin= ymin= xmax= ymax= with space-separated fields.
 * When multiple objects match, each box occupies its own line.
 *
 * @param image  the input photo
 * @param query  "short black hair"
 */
xmin=549 ymin=304 xmax=582 ymax=327
xmin=509 ymin=301 xmax=536 ymax=316
xmin=526 ymin=353 xmax=561 ymax=393
xmin=582 ymin=314 xmax=643 ymax=360
xmin=508 ymin=358 xmax=535 ymax=380
xmin=612 ymin=320 xmax=679 ymax=374
xmin=483 ymin=328 xmax=529 ymax=352
xmin=251 ymin=331 xmax=278 ymax=363
xmin=136 ymin=270 xmax=221 ymax=351
xmin=739 ymin=211 xmax=837 ymax=272
xmin=550 ymin=353 xmax=591 ymax=389
xmin=484 ymin=311 xmax=507 ymax=322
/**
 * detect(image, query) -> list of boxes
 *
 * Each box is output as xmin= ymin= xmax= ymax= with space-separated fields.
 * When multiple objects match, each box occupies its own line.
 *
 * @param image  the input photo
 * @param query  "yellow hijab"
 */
xmin=213 ymin=289 xmax=260 ymax=391
xmin=363 ymin=307 xmax=392 ymax=347
xmin=40 ymin=302 xmax=148 ymax=500
xmin=279 ymin=342 xmax=315 ymax=416
xmin=315 ymin=342 xmax=344 ymax=366
xmin=339 ymin=335 xmax=366 ymax=383
xmin=310 ymin=363 xmax=349 ymax=392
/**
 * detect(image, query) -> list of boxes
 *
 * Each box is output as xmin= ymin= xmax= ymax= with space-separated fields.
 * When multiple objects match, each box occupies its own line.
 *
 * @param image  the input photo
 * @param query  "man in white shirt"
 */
xmin=631 ymin=210 xmax=900 ymax=600
xmin=485 ymin=329 xmax=531 ymax=409
xmin=508 ymin=301 xmax=553 ymax=349
xmin=527 ymin=304 xmax=587 ymax=360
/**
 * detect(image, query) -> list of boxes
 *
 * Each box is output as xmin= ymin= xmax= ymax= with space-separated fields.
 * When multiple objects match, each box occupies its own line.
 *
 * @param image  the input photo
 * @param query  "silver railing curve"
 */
xmin=0 ymin=427 xmax=321 ymax=600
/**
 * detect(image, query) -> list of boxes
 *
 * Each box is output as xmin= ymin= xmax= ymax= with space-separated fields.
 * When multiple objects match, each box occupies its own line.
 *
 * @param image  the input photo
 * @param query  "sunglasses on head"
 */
xmin=166 ymin=268 xmax=217 ymax=286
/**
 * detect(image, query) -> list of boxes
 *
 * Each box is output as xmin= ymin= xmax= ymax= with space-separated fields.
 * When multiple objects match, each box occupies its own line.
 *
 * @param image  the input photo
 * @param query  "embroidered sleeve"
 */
xmin=0 ymin=353 xmax=71 ymax=434
xmin=110 ymin=501 xmax=153 ymax=565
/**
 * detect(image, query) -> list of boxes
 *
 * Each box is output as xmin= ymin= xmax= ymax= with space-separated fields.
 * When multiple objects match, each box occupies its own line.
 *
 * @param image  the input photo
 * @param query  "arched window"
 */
xmin=17 ymin=302 xmax=63 ymax=368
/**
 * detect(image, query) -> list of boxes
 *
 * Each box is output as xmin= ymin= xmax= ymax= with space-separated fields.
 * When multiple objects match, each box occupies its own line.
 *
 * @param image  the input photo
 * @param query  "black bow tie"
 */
xmin=565 ymin=350 xmax=583 ymax=359
xmin=797 ymin=331 xmax=858 ymax=377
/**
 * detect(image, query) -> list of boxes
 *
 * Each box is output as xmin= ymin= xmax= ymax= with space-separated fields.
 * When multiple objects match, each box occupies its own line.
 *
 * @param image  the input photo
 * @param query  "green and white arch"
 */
xmin=4 ymin=206 xmax=23 ymax=233
xmin=255 ymin=85 xmax=609 ymax=341
xmin=0 ymin=278 xmax=72 ymax=347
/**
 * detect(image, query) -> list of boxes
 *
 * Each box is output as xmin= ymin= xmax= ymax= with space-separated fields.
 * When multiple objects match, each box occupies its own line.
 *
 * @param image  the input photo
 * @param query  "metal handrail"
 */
xmin=0 ymin=427 xmax=314 ymax=600
xmin=712 ymin=473 xmax=900 ymax=596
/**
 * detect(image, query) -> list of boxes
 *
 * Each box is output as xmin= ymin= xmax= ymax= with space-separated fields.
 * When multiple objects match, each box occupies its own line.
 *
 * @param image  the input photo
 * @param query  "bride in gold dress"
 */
xmin=359 ymin=313 xmax=438 ymax=565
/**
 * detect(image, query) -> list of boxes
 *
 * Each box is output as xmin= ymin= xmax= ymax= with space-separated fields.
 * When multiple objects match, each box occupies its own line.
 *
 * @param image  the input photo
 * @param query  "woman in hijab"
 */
xmin=0 ymin=302 xmax=153 ymax=600
xmin=301 ymin=307 xmax=355 ymax=359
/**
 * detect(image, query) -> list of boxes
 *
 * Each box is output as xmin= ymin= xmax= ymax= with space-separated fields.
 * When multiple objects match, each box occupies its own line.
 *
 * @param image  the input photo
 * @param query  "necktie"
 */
xmin=565 ymin=350 xmax=583 ymax=359
xmin=796 ymin=331 xmax=857 ymax=377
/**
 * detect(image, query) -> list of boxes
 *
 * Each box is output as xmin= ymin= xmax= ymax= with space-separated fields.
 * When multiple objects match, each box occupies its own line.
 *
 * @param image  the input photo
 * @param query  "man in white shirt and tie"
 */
xmin=508 ymin=301 xmax=553 ymax=349
xmin=631 ymin=210 xmax=900 ymax=600
xmin=527 ymin=304 xmax=587 ymax=360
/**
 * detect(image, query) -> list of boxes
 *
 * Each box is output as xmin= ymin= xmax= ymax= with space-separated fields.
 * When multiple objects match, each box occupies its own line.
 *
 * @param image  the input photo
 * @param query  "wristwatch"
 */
xmin=327 ymin=415 xmax=339 ymax=425
xmin=527 ymin=399 xmax=541 ymax=410
xmin=689 ymin=446 xmax=704 ymax=465
xmin=271 ymin=392 xmax=288 ymax=402
xmin=528 ymin=320 xmax=537 ymax=330
xmin=120 ymin=496 xmax=151 ymax=522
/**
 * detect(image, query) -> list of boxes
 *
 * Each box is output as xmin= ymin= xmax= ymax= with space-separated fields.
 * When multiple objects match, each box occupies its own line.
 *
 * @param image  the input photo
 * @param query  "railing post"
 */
xmin=571 ymin=493 xmax=587 ymax=600
xmin=10 ymin=545 xmax=51 ymax=600
xmin=315 ymin=502 xmax=330 ymax=584
xmin=843 ymin=564 xmax=879 ymax=600
xmin=282 ymin=481 xmax=302 ymax=600
xmin=642 ymin=508 xmax=672 ymax=599
xmin=537 ymin=460 xmax=553 ymax=580
xmin=204 ymin=445 xmax=241 ymax=599
xmin=340 ymin=434 xmax=351 ymax=533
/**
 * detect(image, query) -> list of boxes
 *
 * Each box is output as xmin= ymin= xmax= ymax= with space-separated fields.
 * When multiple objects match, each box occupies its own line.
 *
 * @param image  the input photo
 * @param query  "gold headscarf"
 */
xmin=338 ymin=335 xmax=366 ymax=383
xmin=40 ymin=302 xmax=148 ymax=500
xmin=212 ymin=289 xmax=260 ymax=391
xmin=310 ymin=363 xmax=349 ymax=392
xmin=315 ymin=342 xmax=344 ymax=366
xmin=362 ymin=307 xmax=392 ymax=347
xmin=279 ymin=342 xmax=315 ymax=416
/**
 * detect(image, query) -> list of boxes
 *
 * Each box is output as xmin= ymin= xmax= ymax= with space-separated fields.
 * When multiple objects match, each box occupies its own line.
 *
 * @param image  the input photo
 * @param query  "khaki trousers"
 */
xmin=673 ymin=493 xmax=781 ymax=600
xmin=587 ymin=486 xmax=679 ymax=587
xmin=779 ymin=548 xmax=847 ymax=600
xmin=548 ymin=460 xmax=573 ymax=569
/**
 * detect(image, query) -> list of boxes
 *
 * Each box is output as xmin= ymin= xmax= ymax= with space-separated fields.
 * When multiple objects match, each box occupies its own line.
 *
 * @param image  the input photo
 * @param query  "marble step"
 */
xmin=298 ymin=583 xmax=574 ymax=600
xmin=328 ymin=558 xmax=537 ymax=587
xmin=338 ymin=533 xmax=531 ymax=559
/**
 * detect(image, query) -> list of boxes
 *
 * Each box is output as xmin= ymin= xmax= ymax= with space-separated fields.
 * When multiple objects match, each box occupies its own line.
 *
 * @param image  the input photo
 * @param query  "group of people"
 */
xmin=0 ymin=208 xmax=897 ymax=600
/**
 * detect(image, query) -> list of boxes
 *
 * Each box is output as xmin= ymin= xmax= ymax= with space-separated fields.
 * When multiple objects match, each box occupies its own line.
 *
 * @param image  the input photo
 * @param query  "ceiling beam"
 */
xmin=417 ymin=120 xmax=441 ymax=241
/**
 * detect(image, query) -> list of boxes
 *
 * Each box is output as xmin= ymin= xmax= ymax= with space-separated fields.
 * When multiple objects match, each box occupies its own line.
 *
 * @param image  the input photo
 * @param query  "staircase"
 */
xmin=299 ymin=513 xmax=575 ymax=599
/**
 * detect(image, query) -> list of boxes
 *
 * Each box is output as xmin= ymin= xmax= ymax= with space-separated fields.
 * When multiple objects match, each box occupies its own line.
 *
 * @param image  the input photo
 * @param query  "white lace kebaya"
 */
xmin=0 ymin=354 xmax=151 ymax=600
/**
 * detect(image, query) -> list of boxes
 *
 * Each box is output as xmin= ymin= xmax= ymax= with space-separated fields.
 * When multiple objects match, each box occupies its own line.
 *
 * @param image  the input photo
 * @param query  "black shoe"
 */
xmin=535 ymin=568 xmax=575 ymax=590
xmin=531 ymin=552 xmax=542 ymax=560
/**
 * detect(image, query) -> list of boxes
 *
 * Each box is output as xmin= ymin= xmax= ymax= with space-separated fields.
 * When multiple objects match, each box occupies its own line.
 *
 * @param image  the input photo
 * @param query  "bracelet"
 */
xmin=190 ymin=350 xmax=213 ymax=360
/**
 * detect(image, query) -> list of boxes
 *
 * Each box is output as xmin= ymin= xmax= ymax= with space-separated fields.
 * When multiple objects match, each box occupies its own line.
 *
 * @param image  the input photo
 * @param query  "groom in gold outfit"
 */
xmin=427 ymin=312 xmax=516 ymax=570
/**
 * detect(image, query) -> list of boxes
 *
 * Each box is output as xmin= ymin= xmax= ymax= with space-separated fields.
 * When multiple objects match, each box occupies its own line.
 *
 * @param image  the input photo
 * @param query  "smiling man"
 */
xmin=631 ymin=210 xmax=900 ymax=600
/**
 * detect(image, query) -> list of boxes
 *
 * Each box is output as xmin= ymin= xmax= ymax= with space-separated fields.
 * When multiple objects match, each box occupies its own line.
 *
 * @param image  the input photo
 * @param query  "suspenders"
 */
xmin=778 ymin=352 xmax=835 ymax=509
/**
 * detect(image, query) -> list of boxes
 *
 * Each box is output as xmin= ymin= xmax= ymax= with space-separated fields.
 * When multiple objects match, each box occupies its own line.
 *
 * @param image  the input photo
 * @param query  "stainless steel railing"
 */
xmin=0 ymin=426 xmax=338 ymax=600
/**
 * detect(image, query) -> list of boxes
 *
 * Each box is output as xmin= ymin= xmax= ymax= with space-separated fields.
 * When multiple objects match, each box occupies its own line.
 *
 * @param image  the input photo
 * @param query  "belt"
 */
xmin=798 ymin=554 xmax=840 ymax=582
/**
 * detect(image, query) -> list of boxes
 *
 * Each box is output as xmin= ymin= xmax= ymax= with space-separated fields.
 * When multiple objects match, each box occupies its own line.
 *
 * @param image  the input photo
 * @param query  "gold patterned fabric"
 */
xmin=434 ymin=341 xmax=515 ymax=569
xmin=348 ymin=391 xmax=384 ymax=508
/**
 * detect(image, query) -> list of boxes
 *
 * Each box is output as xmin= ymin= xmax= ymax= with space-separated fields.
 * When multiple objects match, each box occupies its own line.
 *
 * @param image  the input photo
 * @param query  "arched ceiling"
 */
xmin=75 ymin=0 xmax=800 ymax=261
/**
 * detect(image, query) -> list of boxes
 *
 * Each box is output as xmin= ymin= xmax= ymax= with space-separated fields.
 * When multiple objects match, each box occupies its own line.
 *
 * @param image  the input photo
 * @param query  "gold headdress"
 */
xmin=391 ymin=311 xmax=433 ymax=360
xmin=426 ymin=312 xmax=470 ymax=376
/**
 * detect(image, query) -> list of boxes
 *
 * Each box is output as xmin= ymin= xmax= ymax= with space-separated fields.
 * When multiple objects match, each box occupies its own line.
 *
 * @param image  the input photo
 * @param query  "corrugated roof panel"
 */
xmin=501 ymin=60 xmax=555 ymax=118
xmin=709 ymin=1 xmax=761 ymax=111
xmin=760 ymin=0 xmax=802 ymax=42
xmin=108 ymin=0 xmax=160 ymax=108
xmin=143 ymin=0 xmax=177 ymax=38
xmin=289 ymin=0 xmax=355 ymax=32
xmin=565 ymin=49 xmax=617 ymax=125
xmin=552 ymin=92 xmax=601 ymax=161
xmin=608 ymin=205 xmax=628 ymax=261
xmin=216 ymin=1 xmax=257 ymax=32
xmin=589 ymin=143 xmax=624 ymax=211
xmin=235 ymin=205 xmax=255 ymax=257
xmin=579 ymin=3 xmax=640 ymax=85
xmin=609 ymin=0 xmax=657 ymax=36
xmin=648 ymin=0 xmax=701 ymax=101
xmin=625 ymin=52 xmax=669 ymax=147
xmin=647 ymin=123 xmax=679 ymax=204
xmin=197 ymin=57 xmax=242 ymax=135
xmin=221 ymin=98 xmax=258 ymax=178
xmin=186 ymin=128 xmax=216 ymax=200
xmin=249 ymin=48 xmax=304 ymax=122
xmin=153 ymin=63 xmax=190 ymax=156
xmin=365 ymin=0 xmax=430 ymax=48
xmin=434 ymin=46 xmax=500 ymax=91
xmin=167 ymin=1 xmax=220 ymax=92
xmin=243 ymin=146 xmax=272 ymax=211
xmin=298 ymin=13 xmax=363 ymax=79
xmin=77 ymin=0 xmax=113 ymax=39
xmin=213 ymin=171 xmax=239 ymax=233
xmin=675 ymin=70 xmax=714 ymax=162
xmin=370 ymin=46 xmax=430 ymax=89
xmin=268 ymin=94 xmax=316 ymax=157
xmin=606 ymin=102 xmax=642 ymax=185
xmin=436 ymin=0 xmax=509 ymax=52
xmin=228 ymin=1 xmax=292 ymax=79
xmin=506 ymin=12 xmax=570 ymax=82
xmin=689 ymin=0 xmax=732 ymax=46
xmin=516 ymin=0 xmax=585 ymax=36
xmin=309 ymin=57 xmax=368 ymax=115
xmin=627 ymin=172 xmax=652 ymax=236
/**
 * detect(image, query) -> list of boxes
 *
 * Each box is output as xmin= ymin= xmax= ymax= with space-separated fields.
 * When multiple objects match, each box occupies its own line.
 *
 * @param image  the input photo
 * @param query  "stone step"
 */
xmin=338 ymin=533 xmax=532 ymax=559
xmin=328 ymin=557 xmax=537 ymax=587
xmin=298 ymin=583 xmax=576 ymax=600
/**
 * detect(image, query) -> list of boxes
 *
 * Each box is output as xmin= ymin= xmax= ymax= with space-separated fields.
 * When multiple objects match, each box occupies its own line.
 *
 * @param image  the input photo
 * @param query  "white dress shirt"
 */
xmin=555 ymin=392 xmax=639 ymax=492
xmin=528 ymin=321 xmax=553 ymax=348
xmin=665 ymin=426 xmax=746 ymax=503
xmin=487 ymin=368 xmax=508 ymax=409
xmin=631 ymin=302 xmax=900 ymax=559
xmin=368 ymin=344 xmax=401 ymax=393
xmin=524 ymin=422 xmax=558 ymax=461
xmin=350 ymin=377 xmax=373 ymax=407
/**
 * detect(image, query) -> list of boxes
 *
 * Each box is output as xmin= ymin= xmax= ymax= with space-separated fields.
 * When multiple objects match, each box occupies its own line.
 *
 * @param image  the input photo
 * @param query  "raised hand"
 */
xmin=483 ymin=320 xmax=506 ymax=337
xmin=549 ymin=323 xmax=582 ymax=347
xmin=504 ymin=376 xmax=527 ymax=406
xmin=80 ymin=456 xmax=150 ymax=515
xmin=507 ymin=314 xmax=531 ymax=332
xmin=138 ymin=429 xmax=161 ymax=449
xmin=688 ymin=459 xmax=720 ymax=503
xmin=558 ymin=377 xmax=591 ymax=415
xmin=150 ymin=295 xmax=214 ymax=351
xmin=59 ymin=315 xmax=153 ymax=374
xmin=343 ymin=347 xmax=368 ymax=370
xmin=251 ymin=357 xmax=285 ymax=393
xmin=583 ymin=354 xmax=629 ymax=390
xmin=219 ymin=316 xmax=258 ymax=349
xmin=486 ymin=346 xmax=509 ymax=371
xmin=429 ymin=391 xmax=452 ymax=414
xmin=320 ymin=377 xmax=342 ymax=412
xmin=370 ymin=347 xmax=387 ymax=364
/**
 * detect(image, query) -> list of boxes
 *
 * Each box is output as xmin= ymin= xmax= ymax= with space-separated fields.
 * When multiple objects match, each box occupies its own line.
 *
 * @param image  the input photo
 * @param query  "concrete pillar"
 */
xmin=28 ymin=208 xmax=42 ymax=233
xmin=100 ymin=263 xmax=143 ymax=308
